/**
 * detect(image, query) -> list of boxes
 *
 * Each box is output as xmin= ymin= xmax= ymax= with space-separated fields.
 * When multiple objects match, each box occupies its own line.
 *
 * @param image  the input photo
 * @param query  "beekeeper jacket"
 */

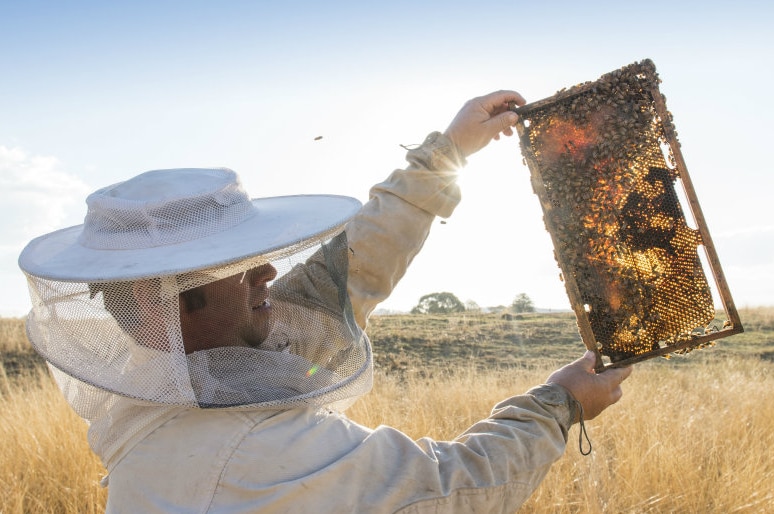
xmin=100 ymin=132 xmax=575 ymax=513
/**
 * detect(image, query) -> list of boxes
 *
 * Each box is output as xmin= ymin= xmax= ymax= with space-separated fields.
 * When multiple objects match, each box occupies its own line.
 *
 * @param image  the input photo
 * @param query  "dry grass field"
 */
xmin=2 ymin=308 xmax=773 ymax=513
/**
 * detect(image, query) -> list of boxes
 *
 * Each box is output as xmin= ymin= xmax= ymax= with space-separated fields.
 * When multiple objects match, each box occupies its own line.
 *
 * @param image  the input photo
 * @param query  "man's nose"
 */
xmin=248 ymin=264 xmax=278 ymax=285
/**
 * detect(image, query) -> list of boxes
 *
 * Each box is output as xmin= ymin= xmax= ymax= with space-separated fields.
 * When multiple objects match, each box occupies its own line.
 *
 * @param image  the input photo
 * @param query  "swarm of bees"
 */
xmin=515 ymin=59 xmax=742 ymax=366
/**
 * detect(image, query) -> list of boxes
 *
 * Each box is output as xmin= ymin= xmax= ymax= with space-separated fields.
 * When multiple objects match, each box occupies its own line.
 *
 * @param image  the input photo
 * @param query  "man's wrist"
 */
xmin=407 ymin=131 xmax=466 ymax=171
xmin=526 ymin=383 xmax=578 ymax=434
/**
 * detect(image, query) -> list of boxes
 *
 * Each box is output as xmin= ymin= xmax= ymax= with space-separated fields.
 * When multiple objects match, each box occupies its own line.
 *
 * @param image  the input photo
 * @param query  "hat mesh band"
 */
xmin=78 ymin=181 xmax=255 ymax=250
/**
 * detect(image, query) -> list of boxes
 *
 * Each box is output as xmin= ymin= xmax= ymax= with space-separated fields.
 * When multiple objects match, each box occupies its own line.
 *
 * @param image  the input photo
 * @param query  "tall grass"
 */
xmin=2 ymin=309 xmax=773 ymax=512
xmin=0 ymin=368 xmax=107 ymax=513
xmin=0 ymin=317 xmax=30 ymax=353
xmin=3 ymin=358 xmax=771 ymax=513
xmin=351 ymin=357 xmax=774 ymax=513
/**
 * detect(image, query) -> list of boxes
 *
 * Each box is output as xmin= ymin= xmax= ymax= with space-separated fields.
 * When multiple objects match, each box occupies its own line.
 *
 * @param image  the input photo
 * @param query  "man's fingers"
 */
xmin=444 ymin=89 xmax=526 ymax=159
xmin=480 ymin=90 xmax=526 ymax=112
xmin=607 ymin=365 xmax=633 ymax=384
xmin=604 ymin=366 xmax=632 ymax=407
xmin=578 ymin=350 xmax=597 ymax=372
xmin=491 ymin=111 xmax=518 ymax=135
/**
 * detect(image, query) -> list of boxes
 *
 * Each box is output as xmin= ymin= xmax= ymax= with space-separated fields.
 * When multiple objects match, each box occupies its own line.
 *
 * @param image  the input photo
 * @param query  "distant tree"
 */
xmin=411 ymin=292 xmax=466 ymax=314
xmin=511 ymin=293 xmax=535 ymax=313
xmin=465 ymin=300 xmax=481 ymax=313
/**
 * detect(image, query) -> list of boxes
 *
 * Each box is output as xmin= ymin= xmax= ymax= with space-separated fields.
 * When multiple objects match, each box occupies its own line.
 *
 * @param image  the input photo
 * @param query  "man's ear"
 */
xmin=131 ymin=279 xmax=178 ymax=352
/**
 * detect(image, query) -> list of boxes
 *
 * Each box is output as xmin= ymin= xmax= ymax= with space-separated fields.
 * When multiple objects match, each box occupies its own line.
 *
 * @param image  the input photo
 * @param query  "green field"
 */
xmin=3 ymin=307 xmax=773 ymax=378
xmin=367 ymin=307 xmax=773 ymax=372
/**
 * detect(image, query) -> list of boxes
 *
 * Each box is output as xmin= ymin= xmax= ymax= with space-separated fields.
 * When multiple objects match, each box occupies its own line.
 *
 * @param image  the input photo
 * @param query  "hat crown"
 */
xmin=78 ymin=168 xmax=255 ymax=250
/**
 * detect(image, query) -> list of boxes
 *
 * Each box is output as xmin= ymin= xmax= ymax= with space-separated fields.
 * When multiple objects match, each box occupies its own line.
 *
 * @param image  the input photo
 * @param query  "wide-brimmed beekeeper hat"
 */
xmin=19 ymin=167 xmax=362 ymax=281
xmin=19 ymin=166 xmax=373 ymax=423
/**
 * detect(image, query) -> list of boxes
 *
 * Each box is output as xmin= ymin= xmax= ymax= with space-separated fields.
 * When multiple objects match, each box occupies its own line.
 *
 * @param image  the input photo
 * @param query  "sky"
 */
xmin=1 ymin=0 xmax=772 ymax=317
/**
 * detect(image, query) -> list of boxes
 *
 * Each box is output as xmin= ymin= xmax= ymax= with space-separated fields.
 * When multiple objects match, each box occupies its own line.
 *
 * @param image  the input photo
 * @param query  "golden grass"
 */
xmin=0 ymin=317 xmax=30 ymax=353
xmin=349 ymin=357 xmax=774 ymax=513
xmin=1 ymin=308 xmax=773 ymax=512
xmin=0 ymin=368 xmax=108 ymax=513
xmin=3 ymin=358 xmax=771 ymax=513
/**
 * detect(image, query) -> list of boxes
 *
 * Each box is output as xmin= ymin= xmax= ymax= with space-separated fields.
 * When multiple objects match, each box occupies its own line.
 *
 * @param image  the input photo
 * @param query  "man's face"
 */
xmin=179 ymin=264 xmax=278 ymax=353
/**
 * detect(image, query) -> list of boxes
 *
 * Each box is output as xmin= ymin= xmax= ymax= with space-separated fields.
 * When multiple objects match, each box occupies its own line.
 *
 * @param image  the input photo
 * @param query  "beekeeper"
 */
xmin=19 ymin=90 xmax=632 ymax=513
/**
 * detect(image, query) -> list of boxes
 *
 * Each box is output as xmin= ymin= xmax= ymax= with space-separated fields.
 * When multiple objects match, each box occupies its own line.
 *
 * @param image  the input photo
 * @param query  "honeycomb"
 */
xmin=515 ymin=59 xmax=743 ymax=367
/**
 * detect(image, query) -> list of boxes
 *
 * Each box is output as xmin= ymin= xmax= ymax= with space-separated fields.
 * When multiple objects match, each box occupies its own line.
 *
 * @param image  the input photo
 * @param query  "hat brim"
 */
xmin=19 ymin=194 xmax=362 ymax=282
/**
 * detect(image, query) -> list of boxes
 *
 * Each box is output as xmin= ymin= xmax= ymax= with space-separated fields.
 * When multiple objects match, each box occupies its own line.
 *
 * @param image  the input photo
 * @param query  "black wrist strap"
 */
xmin=575 ymin=400 xmax=592 ymax=456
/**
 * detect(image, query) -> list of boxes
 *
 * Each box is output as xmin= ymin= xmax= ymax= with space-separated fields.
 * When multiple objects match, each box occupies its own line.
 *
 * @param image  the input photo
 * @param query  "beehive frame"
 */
xmin=515 ymin=59 xmax=743 ymax=371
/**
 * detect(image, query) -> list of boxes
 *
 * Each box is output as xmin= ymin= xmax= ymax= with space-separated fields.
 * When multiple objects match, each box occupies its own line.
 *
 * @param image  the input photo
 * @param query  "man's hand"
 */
xmin=546 ymin=351 xmax=633 ymax=422
xmin=443 ymin=90 xmax=526 ymax=160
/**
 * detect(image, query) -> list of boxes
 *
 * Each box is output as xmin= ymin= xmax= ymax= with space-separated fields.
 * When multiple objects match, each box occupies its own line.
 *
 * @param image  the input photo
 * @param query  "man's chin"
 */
xmin=245 ymin=319 xmax=277 ymax=350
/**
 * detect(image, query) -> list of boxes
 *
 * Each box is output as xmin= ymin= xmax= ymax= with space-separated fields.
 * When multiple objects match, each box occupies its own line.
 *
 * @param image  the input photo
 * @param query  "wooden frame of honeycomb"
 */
xmin=515 ymin=59 xmax=743 ymax=371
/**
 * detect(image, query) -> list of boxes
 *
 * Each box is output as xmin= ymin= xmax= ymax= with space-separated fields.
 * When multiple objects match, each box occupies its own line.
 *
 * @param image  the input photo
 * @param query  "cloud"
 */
xmin=0 ymin=145 xmax=91 ymax=244
xmin=710 ymin=224 xmax=774 ymax=270
xmin=714 ymin=225 xmax=774 ymax=239
xmin=0 ymin=145 xmax=91 ymax=316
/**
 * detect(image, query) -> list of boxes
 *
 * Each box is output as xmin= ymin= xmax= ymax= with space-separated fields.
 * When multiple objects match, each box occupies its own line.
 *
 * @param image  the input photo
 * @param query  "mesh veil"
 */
xmin=24 ymin=230 xmax=372 ymax=416
xmin=20 ymin=168 xmax=370 ymax=464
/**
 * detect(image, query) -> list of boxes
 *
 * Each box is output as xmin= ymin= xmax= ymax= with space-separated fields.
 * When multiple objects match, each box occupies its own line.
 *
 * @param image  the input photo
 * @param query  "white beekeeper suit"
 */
xmin=19 ymin=131 xmax=576 ymax=513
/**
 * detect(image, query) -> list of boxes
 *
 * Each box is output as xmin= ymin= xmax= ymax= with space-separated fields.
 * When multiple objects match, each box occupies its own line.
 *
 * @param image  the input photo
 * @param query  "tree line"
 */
xmin=410 ymin=292 xmax=535 ymax=314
